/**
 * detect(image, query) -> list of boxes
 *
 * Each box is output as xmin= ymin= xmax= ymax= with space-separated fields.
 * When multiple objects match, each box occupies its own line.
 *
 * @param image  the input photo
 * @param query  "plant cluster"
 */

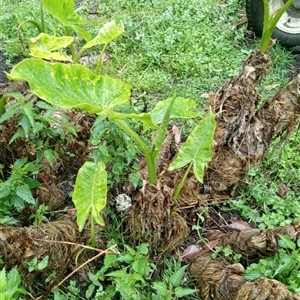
xmin=245 ymin=235 xmax=300 ymax=293
xmin=52 ymin=243 xmax=196 ymax=300
xmin=0 ymin=158 xmax=41 ymax=224
xmin=0 ymin=267 xmax=27 ymax=300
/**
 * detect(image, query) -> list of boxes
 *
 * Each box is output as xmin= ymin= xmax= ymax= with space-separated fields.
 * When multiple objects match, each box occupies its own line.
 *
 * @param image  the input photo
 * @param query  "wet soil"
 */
xmin=0 ymin=50 xmax=10 ymax=87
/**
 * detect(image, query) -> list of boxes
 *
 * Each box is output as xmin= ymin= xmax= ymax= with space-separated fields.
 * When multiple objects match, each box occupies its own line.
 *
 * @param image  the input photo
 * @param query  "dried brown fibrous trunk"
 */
xmin=0 ymin=217 xmax=80 ymax=292
xmin=190 ymin=254 xmax=300 ymax=300
xmin=205 ymin=48 xmax=300 ymax=200
xmin=204 ymin=220 xmax=300 ymax=262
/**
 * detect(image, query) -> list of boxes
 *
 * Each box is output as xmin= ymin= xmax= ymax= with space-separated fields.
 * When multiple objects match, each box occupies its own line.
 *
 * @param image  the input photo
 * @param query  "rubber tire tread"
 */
xmin=245 ymin=0 xmax=300 ymax=50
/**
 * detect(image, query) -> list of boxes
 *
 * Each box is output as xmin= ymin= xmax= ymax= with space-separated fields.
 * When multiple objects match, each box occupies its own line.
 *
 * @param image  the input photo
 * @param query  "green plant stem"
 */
xmin=90 ymin=215 xmax=96 ymax=247
xmin=18 ymin=19 xmax=44 ymax=51
xmin=173 ymin=161 xmax=193 ymax=203
xmin=261 ymin=0 xmax=294 ymax=52
xmin=114 ymin=118 xmax=157 ymax=185
xmin=0 ymin=94 xmax=9 ymax=117
xmin=40 ymin=0 xmax=45 ymax=32
xmin=65 ymin=27 xmax=76 ymax=61
xmin=96 ymin=44 xmax=108 ymax=75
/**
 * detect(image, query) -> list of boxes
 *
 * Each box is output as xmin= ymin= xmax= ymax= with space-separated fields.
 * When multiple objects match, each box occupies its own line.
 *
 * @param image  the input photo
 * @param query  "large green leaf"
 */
xmin=29 ymin=33 xmax=73 ymax=61
xmin=72 ymin=161 xmax=107 ymax=231
xmin=150 ymin=97 xmax=203 ymax=125
xmin=8 ymin=59 xmax=131 ymax=114
xmin=44 ymin=0 xmax=86 ymax=25
xmin=168 ymin=111 xmax=216 ymax=183
xmin=82 ymin=21 xmax=124 ymax=50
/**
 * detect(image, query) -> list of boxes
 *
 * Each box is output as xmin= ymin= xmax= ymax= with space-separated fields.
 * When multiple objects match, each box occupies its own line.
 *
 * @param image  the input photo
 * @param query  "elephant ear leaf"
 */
xmin=8 ymin=59 xmax=131 ymax=114
xmin=168 ymin=110 xmax=216 ymax=183
xmin=44 ymin=0 xmax=86 ymax=25
xmin=82 ymin=20 xmax=124 ymax=50
xmin=72 ymin=161 xmax=107 ymax=231
xmin=29 ymin=33 xmax=74 ymax=61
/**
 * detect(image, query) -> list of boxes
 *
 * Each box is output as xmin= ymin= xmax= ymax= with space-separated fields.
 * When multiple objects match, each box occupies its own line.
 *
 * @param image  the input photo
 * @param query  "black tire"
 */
xmin=246 ymin=0 xmax=300 ymax=51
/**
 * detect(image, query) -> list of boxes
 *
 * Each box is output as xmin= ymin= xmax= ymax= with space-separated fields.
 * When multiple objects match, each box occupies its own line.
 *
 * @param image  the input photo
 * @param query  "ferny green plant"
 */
xmin=0 ymin=158 xmax=41 ymax=225
xmin=245 ymin=235 xmax=300 ymax=293
xmin=0 ymin=267 xmax=27 ymax=300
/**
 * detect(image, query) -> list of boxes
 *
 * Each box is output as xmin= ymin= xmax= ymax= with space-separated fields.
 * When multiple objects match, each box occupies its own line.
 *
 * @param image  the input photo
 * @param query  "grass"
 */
xmin=1 ymin=0 xmax=299 ymax=298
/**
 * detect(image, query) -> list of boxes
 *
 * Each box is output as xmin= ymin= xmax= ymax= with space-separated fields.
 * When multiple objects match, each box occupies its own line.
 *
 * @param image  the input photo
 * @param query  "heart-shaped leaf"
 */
xmin=44 ymin=0 xmax=86 ymax=25
xmin=29 ymin=33 xmax=73 ymax=61
xmin=82 ymin=20 xmax=124 ymax=50
xmin=8 ymin=59 xmax=131 ymax=114
xmin=150 ymin=97 xmax=203 ymax=125
xmin=168 ymin=110 xmax=216 ymax=183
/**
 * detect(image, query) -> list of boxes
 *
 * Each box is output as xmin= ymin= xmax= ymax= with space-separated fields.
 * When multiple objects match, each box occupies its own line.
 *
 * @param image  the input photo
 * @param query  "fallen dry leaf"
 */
xmin=172 ymin=124 xmax=181 ymax=144
xmin=228 ymin=219 xmax=252 ymax=231
xmin=181 ymin=239 xmax=220 ymax=262
xmin=265 ymin=83 xmax=279 ymax=90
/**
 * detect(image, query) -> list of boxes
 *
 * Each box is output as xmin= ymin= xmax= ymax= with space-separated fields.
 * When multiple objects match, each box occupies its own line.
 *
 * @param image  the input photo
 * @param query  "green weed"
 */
xmin=0 ymin=157 xmax=41 ymax=225
xmin=245 ymin=235 xmax=300 ymax=293
xmin=0 ymin=267 xmax=27 ymax=299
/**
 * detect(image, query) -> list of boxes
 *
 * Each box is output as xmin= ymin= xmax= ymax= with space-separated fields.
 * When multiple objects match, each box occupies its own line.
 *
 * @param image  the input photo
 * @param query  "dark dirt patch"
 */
xmin=0 ymin=50 xmax=10 ymax=86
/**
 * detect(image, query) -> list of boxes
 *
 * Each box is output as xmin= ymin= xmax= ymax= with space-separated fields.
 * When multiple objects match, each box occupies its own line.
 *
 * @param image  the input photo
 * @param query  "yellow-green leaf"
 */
xmin=82 ymin=20 xmax=124 ymax=50
xmin=72 ymin=161 xmax=107 ymax=231
xmin=44 ymin=0 xmax=86 ymax=25
xmin=29 ymin=33 xmax=73 ymax=61
xmin=8 ymin=59 xmax=131 ymax=114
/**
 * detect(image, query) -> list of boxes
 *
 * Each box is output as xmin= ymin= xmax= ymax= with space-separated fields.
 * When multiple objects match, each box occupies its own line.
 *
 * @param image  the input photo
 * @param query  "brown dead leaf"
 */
xmin=265 ymin=83 xmax=279 ymax=90
xmin=172 ymin=124 xmax=181 ymax=144
xmin=229 ymin=220 xmax=252 ymax=231
xmin=181 ymin=239 xmax=220 ymax=262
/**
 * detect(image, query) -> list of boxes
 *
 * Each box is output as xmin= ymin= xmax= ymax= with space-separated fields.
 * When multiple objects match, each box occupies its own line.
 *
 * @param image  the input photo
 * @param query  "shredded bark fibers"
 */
xmin=127 ymin=180 xmax=190 ymax=255
xmin=0 ymin=217 xmax=81 ymax=294
xmin=128 ymin=132 xmax=207 ymax=254
xmin=203 ymin=220 xmax=300 ymax=263
xmin=190 ymin=254 xmax=300 ymax=300
xmin=205 ymin=47 xmax=300 ymax=200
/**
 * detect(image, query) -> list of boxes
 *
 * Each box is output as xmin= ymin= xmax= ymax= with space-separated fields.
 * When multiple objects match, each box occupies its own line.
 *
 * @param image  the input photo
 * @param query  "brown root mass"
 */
xmin=189 ymin=222 xmax=300 ymax=299
xmin=204 ymin=220 xmax=300 ymax=262
xmin=190 ymin=254 xmax=300 ymax=300
xmin=0 ymin=217 xmax=81 ymax=294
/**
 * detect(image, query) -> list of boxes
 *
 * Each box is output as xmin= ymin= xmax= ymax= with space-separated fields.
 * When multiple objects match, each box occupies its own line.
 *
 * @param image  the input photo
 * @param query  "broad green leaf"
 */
xmin=44 ymin=0 xmax=86 ymax=25
xmin=278 ymin=234 xmax=296 ymax=251
xmin=8 ymin=59 xmax=131 ymax=114
xmin=70 ymin=24 xmax=92 ymax=42
xmin=273 ymin=251 xmax=293 ymax=277
xmin=15 ymin=184 xmax=35 ymax=204
xmin=169 ymin=265 xmax=188 ymax=287
xmin=244 ymin=269 xmax=262 ymax=281
xmin=137 ymin=243 xmax=149 ymax=255
xmin=106 ymin=270 xmax=128 ymax=278
xmin=168 ymin=111 xmax=216 ymax=183
xmin=37 ymin=255 xmax=49 ymax=270
xmin=152 ymin=282 xmax=168 ymax=295
xmin=29 ymin=33 xmax=73 ymax=61
xmin=150 ymin=97 xmax=203 ymax=125
xmin=0 ymin=184 xmax=11 ymax=199
xmin=174 ymin=287 xmax=197 ymax=297
xmin=82 ymin=21 xmax=124 ymax=50
xmin=72 ymin=161 xmax=107 ymax=231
